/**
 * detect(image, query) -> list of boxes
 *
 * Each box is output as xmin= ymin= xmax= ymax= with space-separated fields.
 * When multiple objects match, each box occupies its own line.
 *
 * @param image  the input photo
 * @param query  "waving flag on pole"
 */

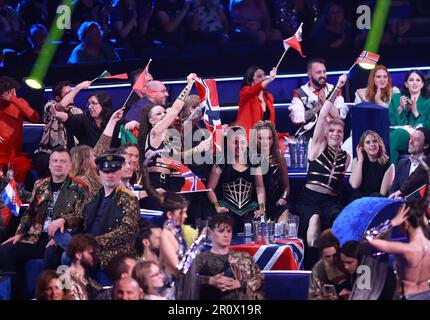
xmin=133 ymin=58 xmax=153 ymax=97
xmin=355 ymin=50 xmax=380 ymax=68
xmin=283 ymin=22 xmax=306 ymax=58
xmin=347 ymin=50 xmax=380 ymax=74
xmin=195 ymin=78 xmax=223 ymax=152
xmin=1 ymin=179 xmax=22 ymax=217
xmin=160 ymin=158 xmax=208 ymax=193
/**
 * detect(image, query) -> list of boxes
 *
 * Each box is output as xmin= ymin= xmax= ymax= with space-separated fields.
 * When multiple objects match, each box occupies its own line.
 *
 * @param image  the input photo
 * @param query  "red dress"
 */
xmin=0 ymin=96 xmax=40 ymax=183
xmin=236 ymin=82 xmax=275 ymax=132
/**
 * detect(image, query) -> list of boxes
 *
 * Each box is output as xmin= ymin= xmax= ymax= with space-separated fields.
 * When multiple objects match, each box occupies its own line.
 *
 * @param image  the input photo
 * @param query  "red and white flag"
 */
xmin=195 ymin=78 xmax=223 ymax=153
xmin=283 ymin=23 xmax=306 ymax=58
xmin=133 ymin=59 xmax=152 ymax=97
xmin=355 ymin=50 xmax=380 ymax=67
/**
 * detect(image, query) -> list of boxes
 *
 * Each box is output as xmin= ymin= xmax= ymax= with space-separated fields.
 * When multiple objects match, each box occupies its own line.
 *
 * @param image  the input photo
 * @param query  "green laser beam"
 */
xmin=28 ymin=0 xmax=76 ymax=85
xmin=364 ymin=0 xmax=391 ymax=53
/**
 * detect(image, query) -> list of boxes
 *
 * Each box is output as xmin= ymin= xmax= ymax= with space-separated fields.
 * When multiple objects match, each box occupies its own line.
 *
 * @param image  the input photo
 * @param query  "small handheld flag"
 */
xmin=91 ymin=70 xmax=111 ymax=82
xmin=347 ymin=50 xmax=380 ymax=74
xmin=276 ymin=23 xmax=306 ymax=68
xmin=1 ymin=179 xmax=22 ymax=217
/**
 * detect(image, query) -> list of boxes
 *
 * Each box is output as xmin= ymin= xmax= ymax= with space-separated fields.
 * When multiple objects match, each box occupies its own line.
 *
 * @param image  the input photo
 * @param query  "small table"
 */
xmin=229 ymin=237 xmax=304 ymax=271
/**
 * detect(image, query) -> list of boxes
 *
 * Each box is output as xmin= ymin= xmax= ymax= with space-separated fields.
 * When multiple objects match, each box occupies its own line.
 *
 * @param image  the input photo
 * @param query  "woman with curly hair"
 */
xmin=252 ymin=120 xmax=290 ymax=221
xmin=349 ymin=130 xmax=395 ymax=199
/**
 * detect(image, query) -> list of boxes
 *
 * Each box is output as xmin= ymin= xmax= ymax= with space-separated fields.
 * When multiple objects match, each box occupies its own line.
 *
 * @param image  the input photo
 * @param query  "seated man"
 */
xmin=194 ymin=215 xmax=264 ymax=300
xmin=389 ymin=127 xmax=430 ymax=200
xmin=0 ymin=147 xmax=88 ymax=299
xmin=308 ymin=230 xmax=349 ymax=300
xmin=112 ymin=277 xmax=143 ymax=300
xmin=82 ymin=151 xmax=140 ymax=269
xmin=65 ymin=233 xmax=101 ymax=300
xmin=0 ymin=76 xmax=40 ymax=183
xmin=288 ymin=58 xmax=348 ymax=139
xmin=135 ymin=223 xmax=162 ymax=263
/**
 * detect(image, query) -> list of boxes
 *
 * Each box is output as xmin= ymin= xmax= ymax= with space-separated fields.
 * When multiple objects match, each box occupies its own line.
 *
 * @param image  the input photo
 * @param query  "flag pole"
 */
xmin=275 ymin=47 xmax=289 ymax=69
xmin=346 ymin=62 xmax=356 ymax=75
xmin=121 ymin=89 xmax=134 ymax=110
xmin=121 ymin=58 xmax=152 ymax=110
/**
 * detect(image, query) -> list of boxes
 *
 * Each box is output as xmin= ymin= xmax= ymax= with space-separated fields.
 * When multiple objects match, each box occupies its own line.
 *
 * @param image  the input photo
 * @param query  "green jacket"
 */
xmin=389 ymin=93 xmax=430 ymax=128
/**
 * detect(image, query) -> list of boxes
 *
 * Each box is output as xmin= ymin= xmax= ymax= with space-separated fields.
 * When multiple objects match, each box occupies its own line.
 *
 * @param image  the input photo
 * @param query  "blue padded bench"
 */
xmin=0 ymin=276 xmax=11 ymax=300
xmin=263 ymin=270 xmax=311 ymax=300
xmin=25 ymin=258 xmax=44 ymax=299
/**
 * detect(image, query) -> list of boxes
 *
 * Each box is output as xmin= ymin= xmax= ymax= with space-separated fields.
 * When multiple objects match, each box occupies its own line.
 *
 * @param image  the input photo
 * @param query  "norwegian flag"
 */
xmin=133 ymin=59 xmax=152 ymax=97
xmin=355 ymin=50 xmax=380 ymax=66
xmin=194 ymin=78 xmax=223 ymax=152
xmin=160 ymin=158 xmax=207 ymax=193
xmin=1 ymin=179 xmax=22 ymax=217
xmin=283 ymin=22 xmax=306 ymax=58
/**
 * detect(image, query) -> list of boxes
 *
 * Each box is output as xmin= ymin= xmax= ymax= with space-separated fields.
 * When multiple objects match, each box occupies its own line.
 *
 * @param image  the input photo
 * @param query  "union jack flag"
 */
xmin=355 ymin=50 xmax=380 ymax=66
xmin=160 ymin=158 xmax=207 ymax=192
xmin=194 ymin=78 xmax=223 ymax=152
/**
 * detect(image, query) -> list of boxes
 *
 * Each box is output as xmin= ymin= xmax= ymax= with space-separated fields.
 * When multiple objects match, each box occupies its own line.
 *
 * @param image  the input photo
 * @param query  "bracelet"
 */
xmin=259 ymin=203 xmax=266 ymax=211
xmin=327 ymin=87 xmax=340 ymax=103
xmin=177 ymin=83 xmax=193 ymax=101
xmin=213 ymin=201 xmax=220 ymax=209
xmin=281 ymin=190 xmax=289 ymax=200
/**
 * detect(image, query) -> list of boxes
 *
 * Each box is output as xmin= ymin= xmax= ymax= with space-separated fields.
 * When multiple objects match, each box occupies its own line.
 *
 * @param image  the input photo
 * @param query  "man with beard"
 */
xmin=135 ymin=223 xmax=162 ymax=263
xmin=65 ymin=233 xmax=102 ymax=300
xmin=289 ymin=58 xmax=348 ymax=139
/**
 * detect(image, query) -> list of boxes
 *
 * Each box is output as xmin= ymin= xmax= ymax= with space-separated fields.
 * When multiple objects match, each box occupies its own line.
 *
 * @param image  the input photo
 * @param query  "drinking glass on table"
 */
xmin=287 ymin=215 xmax=299 ymax=238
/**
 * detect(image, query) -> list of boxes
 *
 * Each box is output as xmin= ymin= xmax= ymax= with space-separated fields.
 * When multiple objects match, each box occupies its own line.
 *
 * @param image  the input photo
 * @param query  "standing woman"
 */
xmin=389 ymin=70 xmax=430 ymax=165
xmin=55 ymin=91 xmax=113 ymax=148
xmin=138 ymin=73 xmax=197 ymax=192
xmin=207 ymin=126 xmax=266 ymax=233
xmin=354 ymin=65 xmax=400 ymax=107
xmin=366 ymin=202 xmax=430 ymax=300
xmin=253 ymin=120 xmax=290 ymax=221
xmin=349 ymin=130 xmax=395 ymax=199
xmin=236 ymin=66 xmax=277 ymax=132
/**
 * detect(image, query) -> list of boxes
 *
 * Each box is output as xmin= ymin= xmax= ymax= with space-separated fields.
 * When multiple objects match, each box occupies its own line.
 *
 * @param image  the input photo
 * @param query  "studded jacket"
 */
xmin=15 ymin=176 xmax=89 ymax=244
xmin=82 ymin=185 xmax=140 ymax=268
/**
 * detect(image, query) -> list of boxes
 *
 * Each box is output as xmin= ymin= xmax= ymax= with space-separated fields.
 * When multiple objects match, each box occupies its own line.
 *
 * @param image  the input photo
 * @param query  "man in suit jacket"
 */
xmin=389 ymin=128 xmax=430 ymax=199
xmin=82 ymin=152 xmax=139 ymax=269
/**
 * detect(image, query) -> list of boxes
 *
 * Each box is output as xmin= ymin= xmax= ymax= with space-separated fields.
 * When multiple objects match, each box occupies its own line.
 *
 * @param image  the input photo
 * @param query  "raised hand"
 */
xmin=356 ymin=145 xmax=365 ymax=162
xmin=269 ymin=67 xmax=277 ymax=81
xmin=186 ymin=73 xmax=198 ymax=85
xmin=336 ymin=74 xmax=347 ymax=89
xmin=391 ymin=204 xmax=410 ymax=227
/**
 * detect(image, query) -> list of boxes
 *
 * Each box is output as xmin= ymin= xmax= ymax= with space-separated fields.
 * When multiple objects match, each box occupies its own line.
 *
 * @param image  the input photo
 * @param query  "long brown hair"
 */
xmin=35 ymin=270 xmax=64 ymax=300
xmin=358 ymin=130 xmax=389 ymax=166
xmin=70 ymin=145 xmax=101 ymax=190
xmin=137 ymin=103 xmax=157 ymax=162
xmin=365 ymin=65 xmax=393 ymax=104
xmin=253 ymin=120 xmax=281 ymax=160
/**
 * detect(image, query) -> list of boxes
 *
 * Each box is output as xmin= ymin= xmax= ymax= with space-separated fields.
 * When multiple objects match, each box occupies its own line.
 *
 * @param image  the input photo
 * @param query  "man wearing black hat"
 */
xmin=82 ymin=151 xmax=140 ymax=269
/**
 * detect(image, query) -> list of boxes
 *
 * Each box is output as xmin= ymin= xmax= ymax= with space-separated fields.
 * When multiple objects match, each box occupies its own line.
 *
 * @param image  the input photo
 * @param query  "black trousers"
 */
xmin=0 ymin=234 xmax=52 ymax=299
xmin=295 ymin=188 xmax=344 ymax=239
